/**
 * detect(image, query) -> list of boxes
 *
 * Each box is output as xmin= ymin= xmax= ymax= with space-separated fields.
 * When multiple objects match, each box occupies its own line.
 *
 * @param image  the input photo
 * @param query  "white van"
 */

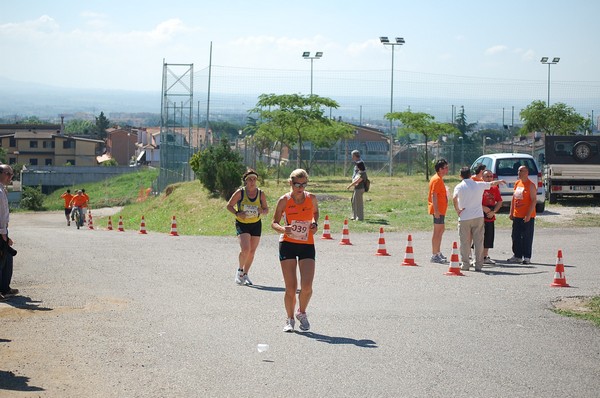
xmin=470 ymin=153 xmax=546 ymax=213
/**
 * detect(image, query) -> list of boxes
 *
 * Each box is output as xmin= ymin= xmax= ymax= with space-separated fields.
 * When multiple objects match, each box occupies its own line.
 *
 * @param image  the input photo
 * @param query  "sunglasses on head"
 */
xmin=292 ymin=182 xmax=308 ymax=188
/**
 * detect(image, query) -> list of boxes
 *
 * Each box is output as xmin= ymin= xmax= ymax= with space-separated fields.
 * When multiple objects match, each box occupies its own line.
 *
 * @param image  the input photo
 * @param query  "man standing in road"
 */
xmin=0 ymin=164 xmax=18 ymax=301
xmin=346 ymin=150 xmax=367 ymax=221
xmin=60 ymin=189 xmax=74 ymax=226
xmin=507 ymin=165 xmax=537 ymax=265
xmin=453 ymin=167 xmax=505 ymax=271
xmin=428 ymin=159 xmax=449 ymax=264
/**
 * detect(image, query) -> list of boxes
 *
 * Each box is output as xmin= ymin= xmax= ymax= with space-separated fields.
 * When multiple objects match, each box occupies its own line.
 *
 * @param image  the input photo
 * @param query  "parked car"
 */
xmin=470 ymin=153 xmax=546 ymax=213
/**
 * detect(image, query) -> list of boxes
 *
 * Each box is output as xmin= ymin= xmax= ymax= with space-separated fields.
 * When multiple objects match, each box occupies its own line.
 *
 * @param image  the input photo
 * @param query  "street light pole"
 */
xmin=540 ymin=57 xmax=560 ymax=107
xmin=302 ymin=51 xmax=323 ymax=95
xmin=380 ymin=36 xmax=405 ymax=177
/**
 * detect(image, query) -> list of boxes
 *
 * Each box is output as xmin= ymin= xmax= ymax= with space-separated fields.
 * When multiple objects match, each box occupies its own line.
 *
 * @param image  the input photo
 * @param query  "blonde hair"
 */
xmin=288 ymin=168 xmax=308 ymax=182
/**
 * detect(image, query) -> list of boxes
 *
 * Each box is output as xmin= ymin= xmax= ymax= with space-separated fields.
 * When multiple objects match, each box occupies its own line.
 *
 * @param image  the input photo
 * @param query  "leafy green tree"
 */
xmin=386 ymin=110 xmax=459 ymax=181
xmin=20 ymin=116 xmax=49 ymax=125
xmin=95 ymin=111 xmax=110 ymax=139
xmin=250 ymin=93 xmax=349 ymax=169
xmin=64 ymin=119 xmax=95 ymax=135
xmin=20 ymin=185 xmax=45 ymax=210
xmin=0 ymin=148 xmax=7 ymax=164
xmin=101 ymin=158 xmax=119 ymax=166
xmin=189 ymin=139 xmax=245 ymax=199
xmin=520 ymin=100 xmax=586 ymax=136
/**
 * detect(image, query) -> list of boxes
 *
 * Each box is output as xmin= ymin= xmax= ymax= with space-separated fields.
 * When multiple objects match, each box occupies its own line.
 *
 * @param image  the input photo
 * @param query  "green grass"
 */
xmin=553 ymin=297 xmax=600 ymax=327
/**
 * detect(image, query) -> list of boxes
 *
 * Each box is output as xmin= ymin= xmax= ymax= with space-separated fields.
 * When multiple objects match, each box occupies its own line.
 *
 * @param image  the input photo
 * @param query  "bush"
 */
xmin=190 ymin=139 xmax=245 ymax=199
xmin=20 ymin=185 xmax=45 ymax=210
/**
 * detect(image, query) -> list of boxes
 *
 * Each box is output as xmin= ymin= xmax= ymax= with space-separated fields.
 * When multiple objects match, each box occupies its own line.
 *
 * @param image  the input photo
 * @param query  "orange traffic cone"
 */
xmin=107 ymin=216 xmax=113 ymax=230
xmin=401 ymin=234 xmax=418 ymax=266
xmin=117 ymin=216 xmax=125 ymax=232
xmin=375 ymin=227 xmax=391 ymax=256
xmin=320 ymin=215 xmax=333 ymax=240
xmin=169 ymin=216 xmax=179 ymax=236
xmin=139 ymin=215 xmax=147 ymax=234
xmin=444 ymin=242 xmax=464 ymax=276
xmin=87 ymin=210 xmax=94 ymax=230
xmin=550 ymin=250 xmax=570 ymax=287
xmin=339 ymin=219 xmax=352 ymax=245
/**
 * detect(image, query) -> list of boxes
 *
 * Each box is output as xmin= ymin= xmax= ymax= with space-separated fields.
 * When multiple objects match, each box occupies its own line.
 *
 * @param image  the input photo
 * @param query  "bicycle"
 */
xmin=72 ymin=206 xmax=85 ymax=229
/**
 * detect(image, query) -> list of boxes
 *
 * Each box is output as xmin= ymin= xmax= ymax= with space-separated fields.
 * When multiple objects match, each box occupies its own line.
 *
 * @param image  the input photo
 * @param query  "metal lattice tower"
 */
xmin=158 ymin=62 xmax=194 ymax=192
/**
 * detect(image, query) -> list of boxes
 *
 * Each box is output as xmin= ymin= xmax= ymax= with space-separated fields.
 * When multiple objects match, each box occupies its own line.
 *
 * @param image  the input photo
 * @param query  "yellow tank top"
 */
xmin=280 ymin=191 xmax=315 ymax=245
xmin=236 ymin=187 xmax=262 ymax=224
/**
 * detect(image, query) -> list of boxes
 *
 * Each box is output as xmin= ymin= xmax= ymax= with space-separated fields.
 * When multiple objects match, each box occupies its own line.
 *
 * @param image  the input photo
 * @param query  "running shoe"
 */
xmin=2 ymin=288 xmax=18 ymax=297
xmin=522 ymin=258 xmax=531 ymax=265
xmin=283 ymin=318 xmax=295 ymax=332
xmin=439 ymin=252 xmax=448 ymax=261
xmin=242 ymin=274 xmax=253 ymax=286
xmin=295 ymin=311 xmax=310 ymax=332
xmin=0 ymin=293 xmax=5 ymax=302
xmin=234 ymin=269 xmax=243 ymax=285
xmin=430 ymin=254 xmax=448 ymax=264
xmin=484 ymin=256 xmax=496 ymax=265
xmin=507 ymin=256 xmax=522 ymax=263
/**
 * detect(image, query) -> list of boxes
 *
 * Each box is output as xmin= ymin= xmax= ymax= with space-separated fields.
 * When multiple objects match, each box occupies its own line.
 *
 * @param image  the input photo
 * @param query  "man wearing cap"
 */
xmin=346 ymin=150 xmax=367 ymax=221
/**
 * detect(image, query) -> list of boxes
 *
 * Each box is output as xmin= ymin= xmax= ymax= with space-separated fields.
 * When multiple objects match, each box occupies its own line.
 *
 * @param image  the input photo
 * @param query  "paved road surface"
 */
xmin=1 ymin=211 xmax=599 ymax=397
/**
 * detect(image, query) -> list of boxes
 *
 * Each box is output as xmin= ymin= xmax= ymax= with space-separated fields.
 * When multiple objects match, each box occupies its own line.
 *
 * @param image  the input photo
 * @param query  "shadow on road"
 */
xmin=297 ymin=331 xmax=378 ymax=348
xmin=0 ymin=370 xmax=44 ymax=392
xmin=2 ymin=296 xmax=53 ymax=311
xmin=249 ymin=285 xmax=285 ymax=293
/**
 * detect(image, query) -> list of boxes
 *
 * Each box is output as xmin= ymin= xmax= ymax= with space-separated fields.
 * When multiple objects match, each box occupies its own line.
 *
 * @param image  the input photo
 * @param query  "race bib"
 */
xmin=514 ymin=186 xmax=524 ymax=200
xmin=243 ymin=205 xmax=259 ymax=218
xmin=289 ymin=220 xmax=310 ymax=241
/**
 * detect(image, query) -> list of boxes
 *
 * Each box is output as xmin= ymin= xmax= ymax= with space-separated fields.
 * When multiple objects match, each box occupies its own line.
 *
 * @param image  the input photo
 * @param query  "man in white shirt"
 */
xmin=453 ymin=167 xmax=505 ymax=272
xmin=0 ymin=164 xmax=17 ymax=301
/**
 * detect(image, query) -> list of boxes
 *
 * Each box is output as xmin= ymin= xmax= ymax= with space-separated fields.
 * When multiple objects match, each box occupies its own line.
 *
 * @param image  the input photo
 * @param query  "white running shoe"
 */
xmin=283 ymin=318 xmax=295 ymax=332
xmin=295 ymin=311 xmax=310 ymax=332
xmin=507 ymin=256 xmax=521 ymax=263
xmin=484 ymin=256 xmax=496 ymax=265
xmin=242 ymin=274 xmax=253 ymax=286
xmin=234 ymin=269 xmax=243 ymax=285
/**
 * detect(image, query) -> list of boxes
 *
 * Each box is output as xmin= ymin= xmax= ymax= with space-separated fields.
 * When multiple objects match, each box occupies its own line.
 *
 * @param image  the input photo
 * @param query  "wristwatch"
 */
xmin=311 ymin=222 xmax=318 ymax=228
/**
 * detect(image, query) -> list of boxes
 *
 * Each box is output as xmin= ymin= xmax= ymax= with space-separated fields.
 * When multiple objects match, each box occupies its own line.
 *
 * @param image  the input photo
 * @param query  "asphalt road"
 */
xmin=1 ymin=211 xmax=599 ymax=397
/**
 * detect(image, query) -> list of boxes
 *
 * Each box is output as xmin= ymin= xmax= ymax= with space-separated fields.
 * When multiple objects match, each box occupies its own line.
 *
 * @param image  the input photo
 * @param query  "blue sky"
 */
xmin=1 ymin=0 xmax=598 ymax=92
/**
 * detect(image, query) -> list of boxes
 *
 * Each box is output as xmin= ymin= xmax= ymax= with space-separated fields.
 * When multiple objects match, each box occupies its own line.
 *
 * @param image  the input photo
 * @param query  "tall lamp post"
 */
xmin=380 ymin=36 xmax=405 ymax=177
xmin=540 ymin=57 xmax=560 ymax=106
xmin=302 ymin=51 xmax=323 ymax=95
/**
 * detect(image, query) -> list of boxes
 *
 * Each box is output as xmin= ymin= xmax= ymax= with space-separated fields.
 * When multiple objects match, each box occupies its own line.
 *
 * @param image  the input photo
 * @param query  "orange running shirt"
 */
xmin=280 ymin=192 xmax=316 ymax=245
xmin=70 ymin=195 xmax=88 ymax=208
xmin=428 ymin=174 xmax=448 ymax=216
xmin=60 ymin=192 xmax=74 ymax=208
xmin=512 ymin=179 xmax=536 ymax=218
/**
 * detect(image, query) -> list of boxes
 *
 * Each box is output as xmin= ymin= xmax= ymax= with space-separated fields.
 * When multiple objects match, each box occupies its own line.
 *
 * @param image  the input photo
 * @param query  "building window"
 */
xmin=30 ymin=159 xmax=38 ymax=165
xmin=45 ymin=159 xmax=53 ymax=165
xmin=63 ymin=140 xmax=75 ymax=149
xmin=9 ymin=137 xmax=16 ymax=147
xmin=67 ymin=159 xmax=75 ymax=166
xmin=30 ymin=141 xmax=38 ymax=148
xmin=43 ymin=141 xmax=55 ymax=149
xmin=8 ymin=158 xmax=16 ymax=164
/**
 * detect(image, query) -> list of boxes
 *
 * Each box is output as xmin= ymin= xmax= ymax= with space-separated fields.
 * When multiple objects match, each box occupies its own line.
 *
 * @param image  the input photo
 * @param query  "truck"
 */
xmin=543 ymin=135 xmax=600 ymax=204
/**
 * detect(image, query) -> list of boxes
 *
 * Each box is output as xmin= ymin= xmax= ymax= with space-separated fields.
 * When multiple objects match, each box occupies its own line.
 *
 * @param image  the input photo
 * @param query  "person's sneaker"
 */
xmin=295 ymin=311 xmax=310 ymax=332
xmin=507 ymin=256 xmax=521 ymax=263
xmin=234 ymin=269 xmax=243 ymax=285
xmin=242 ymin=274 xmax=253 ymax=286
xmin=522 ymin=258 xmax=531 ymax=265
xmin=3 ymin=288 xmax=18 ymax=297
xmin=283 ymin=318 xmax=295 ymax=332
xmin=438 ymin=253 xmax=448 ymax=261
xmin=484 ymin=256 xmax=496 ymax=265
xmin=0 ymin=293 xmax=5 ymax=301
xmin=431 ymin=254 xmax=448 ymax=264
xmin=460 ymin=263 xmax=470 ymax=271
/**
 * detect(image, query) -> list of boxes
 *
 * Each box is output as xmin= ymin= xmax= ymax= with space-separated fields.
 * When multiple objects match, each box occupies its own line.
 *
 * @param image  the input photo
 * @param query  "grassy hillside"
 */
xmin=42 ymin=168 xmax=600 ymax=235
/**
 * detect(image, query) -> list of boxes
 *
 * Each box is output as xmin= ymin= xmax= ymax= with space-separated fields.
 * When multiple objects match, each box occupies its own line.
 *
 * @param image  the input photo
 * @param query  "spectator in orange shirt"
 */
xmin=60 ymin=189 xmax=74 ymax=226
xmin=428 ymin=159 xmax=449 ymax=264
xmin=507 ymin=166 xmax=537 ymax=265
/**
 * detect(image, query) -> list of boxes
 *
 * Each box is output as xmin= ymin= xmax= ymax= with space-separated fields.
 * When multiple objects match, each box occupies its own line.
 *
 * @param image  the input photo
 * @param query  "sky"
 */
xmin=1 ymin=0 xmax=599 ymax=94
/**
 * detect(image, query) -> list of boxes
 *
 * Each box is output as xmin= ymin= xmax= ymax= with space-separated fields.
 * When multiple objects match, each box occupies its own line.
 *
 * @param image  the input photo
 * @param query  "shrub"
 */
xmin=190 ymin=139 xmax=245 ymax=199
xmin=20 ymin=185 xmax=45 ymax=210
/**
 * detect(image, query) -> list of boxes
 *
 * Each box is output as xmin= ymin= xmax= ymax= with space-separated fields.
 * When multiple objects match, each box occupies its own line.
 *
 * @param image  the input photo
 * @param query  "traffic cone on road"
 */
xmin=550 ymin=250 xmax=570 ymax=287
xmin=444 ymin=242 xmax=464 ymax=276
xmin=107 ymin=216 xmax=113 ymax=230
xmin=375 ymin=227 xmax=391 ymax=256
xmin=401 ymin=234 xmax=418 ymax=266
xmin=320 ymin=215 xmax=333 ymax=240
xmin=339 ymin=219 xmax=352 ymax=245
xmin=139 ymin=215 xmax=148 ymax=234
xmin=88 ymin=210 xmax=94 ymax=230
xmin=117 ymin=216 xmax=125 ymax=232
xmin=169 ymin=216 xmax=179 ymax=236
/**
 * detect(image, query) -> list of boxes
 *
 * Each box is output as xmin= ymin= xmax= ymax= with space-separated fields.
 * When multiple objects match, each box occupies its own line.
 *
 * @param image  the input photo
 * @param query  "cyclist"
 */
xmin=69 ymin=190 xmax=88 ymax=228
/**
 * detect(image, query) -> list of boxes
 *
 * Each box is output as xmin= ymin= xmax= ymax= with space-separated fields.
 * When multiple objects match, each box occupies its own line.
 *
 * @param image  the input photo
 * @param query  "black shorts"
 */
xmin=484 ymin=221 xmax=495 ymax=249
xmin=279 ymin=241 xmax=316 ymax=261
xmin=433 ymin=215 xmax=445 ymax=225
xmin=235 ymin=220 xmax=262 ymax=237
xmin=65 ymin=208 xmax=72 ymax=216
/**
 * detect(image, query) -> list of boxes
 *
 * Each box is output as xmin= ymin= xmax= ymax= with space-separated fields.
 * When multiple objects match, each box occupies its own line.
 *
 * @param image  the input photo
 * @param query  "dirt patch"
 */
xmin=540 ymin=206 xmax=600 ymax=224
xmin=552 ymin=296 xmax=594 ymax=313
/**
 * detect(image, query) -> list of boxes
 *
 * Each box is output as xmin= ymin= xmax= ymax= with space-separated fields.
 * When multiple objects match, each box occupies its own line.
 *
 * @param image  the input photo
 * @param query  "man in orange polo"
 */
xmin=507 ymin=165 xmax=537 ymax=265
xmin=60 ymin=189 xmax=74 ymax=226
xmin=428 ymin=159 xmax=449 ymax=264
xmin=69 ymin=190 xmax=88 ymax=227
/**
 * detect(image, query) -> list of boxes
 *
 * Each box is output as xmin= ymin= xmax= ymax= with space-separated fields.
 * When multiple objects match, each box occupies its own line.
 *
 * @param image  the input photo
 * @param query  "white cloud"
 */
xmin=485 ymin=45 xmax=508 ymax=55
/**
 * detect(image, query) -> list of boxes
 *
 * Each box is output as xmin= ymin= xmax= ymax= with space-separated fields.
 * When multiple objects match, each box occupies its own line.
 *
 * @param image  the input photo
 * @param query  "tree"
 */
xmin=95 ymin=112 xmax=110 ymax=139
xmin=520 ymin=100 xmax=586 ymax=136
xmin=386 ymin=110 xmax=459 ymax=181
xmin=250 ymin=93 xmax=350 ymax=170
xmin=64 ymin=119 xmax=95 ymax=135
